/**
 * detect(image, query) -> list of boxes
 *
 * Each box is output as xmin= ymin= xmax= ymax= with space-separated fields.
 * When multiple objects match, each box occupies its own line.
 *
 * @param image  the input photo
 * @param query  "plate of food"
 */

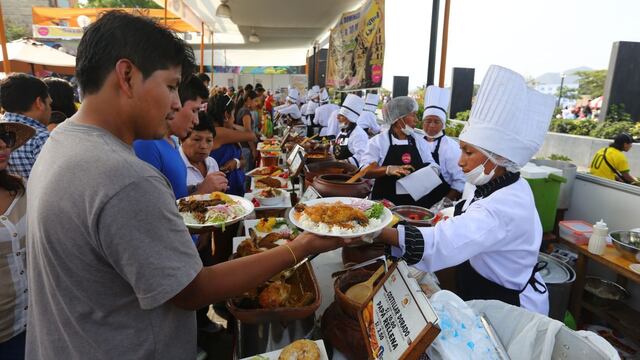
xmin=177 ymin=192 xmax=254 ymax=230
xmin=251 ymin=176 xmax=292 ymax=191
xmin=241 ymin=339 xmax=329 ymax=360
xmin=246 ymin=166 xmax=286 ymax=177
xmin=252 ymin=187 xmax=285 ymax=206
xmin=245 ymin=217 xmax=296 ymax=236
xmin=245 ymin=190 xmax=292 ymax=210
xmin=289 ymin=197 xmax=392 ymax=238
xmin=257 ymin=142 xmax=282 ymax=152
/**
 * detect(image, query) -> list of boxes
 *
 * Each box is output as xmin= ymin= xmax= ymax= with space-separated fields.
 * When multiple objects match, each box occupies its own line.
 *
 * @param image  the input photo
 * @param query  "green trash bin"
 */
xmin=523 ymin=172 xmax=566 ymax=232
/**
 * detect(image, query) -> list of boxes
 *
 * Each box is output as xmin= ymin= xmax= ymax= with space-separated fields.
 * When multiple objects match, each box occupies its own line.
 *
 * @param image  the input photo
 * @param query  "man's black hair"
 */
xmin=244 ymin=84 xmax=253 ymax=92
xmin=196 ymin=73 xmax=210 ymax=84
xmin=207 ymin=94 xmax=234 ymax=127
xmin=179 ymin=74 xmax=209 ymax=106
xmin=43 ymin=77 xmax=77 ymax=118
xmin=194 ymin=111 xmax=216 ymax=137
xmin=0 ymin=73 xmax=49 ymax=113
xmin=611 ymin=133 xmax=634 ymax=151
xmin=75 ymin=11 xmax=196 ymax=96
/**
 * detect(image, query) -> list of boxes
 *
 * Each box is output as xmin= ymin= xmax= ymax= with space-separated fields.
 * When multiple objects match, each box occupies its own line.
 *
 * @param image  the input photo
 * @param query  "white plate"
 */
xmin=244 ymin=217 xmax=293 ymax=236
xmin=232 ymin=236 xmax=288 ymax=254
xmin=246 ymin=166 xmax=286 ymax=177
xmin=629 ymin=264 xmax=640 ymax=275
xmin=241 ymin=339 xmax=329 ymax=360
xmin=244 ymin=192 xmax=292 ymax=210
xmin=257 ymin=142 xmax=282 ymax=152
xmin=177 ymin=194 xmax=254 ymax=230
xmin=289 ymin=197 xmax=392 ymax=238
xmin=251 ymin=177 xmax=293 ymax=191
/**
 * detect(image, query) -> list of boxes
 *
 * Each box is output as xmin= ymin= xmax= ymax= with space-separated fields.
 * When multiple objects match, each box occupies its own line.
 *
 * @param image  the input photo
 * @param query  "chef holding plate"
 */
xmin=372 ymin=66 xmax=554 ymax=315
xmin=361 ymin=96 xmax=450 ymax=208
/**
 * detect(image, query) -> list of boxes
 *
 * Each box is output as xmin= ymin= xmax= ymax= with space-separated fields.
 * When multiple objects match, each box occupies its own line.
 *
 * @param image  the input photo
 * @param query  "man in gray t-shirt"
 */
xmin=26 ymin=11 xmax=348 ymax=360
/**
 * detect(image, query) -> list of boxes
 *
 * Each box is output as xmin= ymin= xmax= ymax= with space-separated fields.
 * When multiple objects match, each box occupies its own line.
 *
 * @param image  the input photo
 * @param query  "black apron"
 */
xmin=306 ymin=101 xmax=321 ymax=137
xmin=371 ymin=131 xmax=449 ymax=208
xmin=426 ymin=135 xmax=452 ymax=194
xmin=451 ymin=173 xmax=547 ymax=306
xmin=333 ymin=123 xmax=357 ymax=165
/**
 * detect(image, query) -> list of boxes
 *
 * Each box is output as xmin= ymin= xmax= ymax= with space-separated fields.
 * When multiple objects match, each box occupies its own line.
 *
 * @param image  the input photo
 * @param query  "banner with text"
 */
xmin=326 ymin=0 xmax=385 ymax=91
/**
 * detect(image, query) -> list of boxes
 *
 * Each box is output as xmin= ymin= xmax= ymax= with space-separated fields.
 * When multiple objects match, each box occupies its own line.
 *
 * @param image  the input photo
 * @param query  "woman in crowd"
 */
xmin=209 ymin=94 xmax=257 ymax=196
xmin=43 ymin=77 xmax=77 ymax=131
xmin=234 ymin=90 xmax=259 ymax=172
xmin=0 ymin=122 xmax=35 ymax=359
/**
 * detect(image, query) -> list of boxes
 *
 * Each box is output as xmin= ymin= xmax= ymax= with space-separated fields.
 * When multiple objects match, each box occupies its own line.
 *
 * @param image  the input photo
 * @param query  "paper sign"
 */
xmin=301 ymin=186 xmax=321 ymax=202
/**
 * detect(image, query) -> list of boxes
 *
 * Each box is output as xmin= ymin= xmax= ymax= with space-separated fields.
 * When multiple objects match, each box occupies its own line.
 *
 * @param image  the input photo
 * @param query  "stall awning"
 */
xmin=0 ymin=39 xmax=76 ymax=75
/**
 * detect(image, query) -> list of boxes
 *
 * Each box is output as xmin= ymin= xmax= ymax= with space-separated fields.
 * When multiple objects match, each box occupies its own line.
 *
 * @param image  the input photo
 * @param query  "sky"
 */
xmin=381 ymin=0 xmax=640 ymax=90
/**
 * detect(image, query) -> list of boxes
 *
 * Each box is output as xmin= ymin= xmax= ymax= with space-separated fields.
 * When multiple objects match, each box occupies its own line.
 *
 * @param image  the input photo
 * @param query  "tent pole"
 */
xmin=210 ymin=30 xmax=214 ymax=84
xmin=199 ymin=22 xmax=204 ymax=74
xmin=438 ymin=0 xmax=451 ymax=87
xmin=164 ymin=0 xmax=168 ymax=26
xmin=0 ymin=2 xmax=11 ymax=74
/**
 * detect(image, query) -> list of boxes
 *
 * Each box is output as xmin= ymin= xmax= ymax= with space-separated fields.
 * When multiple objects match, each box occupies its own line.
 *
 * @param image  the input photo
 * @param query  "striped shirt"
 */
xmin=4 ymin=113 xmax=50 ymax=179
xmin=0 ymin=190 xmax=28 ymax=342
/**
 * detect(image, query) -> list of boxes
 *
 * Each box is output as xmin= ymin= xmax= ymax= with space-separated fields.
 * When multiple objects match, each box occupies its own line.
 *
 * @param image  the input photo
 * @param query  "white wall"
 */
xmin=211 ymin=73 xmax=308 ymax=92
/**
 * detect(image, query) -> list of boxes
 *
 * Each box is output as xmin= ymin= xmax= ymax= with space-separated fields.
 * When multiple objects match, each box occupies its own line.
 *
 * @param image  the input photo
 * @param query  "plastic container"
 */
xmin=522 ymin=164 xmax=567 ymax=232
xmin=531 ymin=159 xmax=577 ymax=210
xmin=559 ymin=220 xmax=594 ymax=245
xmin=587 ymin=219 xmax=608 ymax=255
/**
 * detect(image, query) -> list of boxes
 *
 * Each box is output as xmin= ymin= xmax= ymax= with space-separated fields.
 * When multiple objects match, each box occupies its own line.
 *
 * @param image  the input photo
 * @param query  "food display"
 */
xmin=257 ymin=141 xmax=282 ymax=152
xmin=255 ymin=176 xmax=287 ymax=189
xmin=290 ymin=197 xmax=392 ymax=237
xmin=253 ymin=187 xmax=285 ymax=206
xmin=236 ymin=231 xmax=293 ymax=257
xmin=247 ymin=166 xmax=287 ymax=178
xmin=391 ymin=205 xmax=435 ymax=226
xmin=277 ymin=339 xmax=321 ymax=360
xmin=177 ymin=192 xmax=253 ymax=229
xmin=254 ymin=217 xmax=294 ymax=234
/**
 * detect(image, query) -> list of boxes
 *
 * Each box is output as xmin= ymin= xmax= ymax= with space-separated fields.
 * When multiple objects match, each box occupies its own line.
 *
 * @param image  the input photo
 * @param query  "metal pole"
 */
xmin=164 ymin=0 xmax=167 ymax=26
xmin=199 ymin=22 xmax=204 ymax=74
xmin=311 ymin=43 xmax=317 ymax=86
xmin=0 ymin=1 xmax=11 ymax=74
xmin=556 ymin=75 xmax=565 ymax=108
xmin=438 ymin=0 xmax=451 ymax=87
xmin=427 ymin=0 xmax=440 ymax=86
xmin=210 ymin=30 xmax=214 ymax=84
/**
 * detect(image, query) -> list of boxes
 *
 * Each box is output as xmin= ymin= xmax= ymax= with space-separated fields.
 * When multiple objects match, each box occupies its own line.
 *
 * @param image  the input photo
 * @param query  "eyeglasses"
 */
xmin=0 ymin=131 xmax=16 ymax=148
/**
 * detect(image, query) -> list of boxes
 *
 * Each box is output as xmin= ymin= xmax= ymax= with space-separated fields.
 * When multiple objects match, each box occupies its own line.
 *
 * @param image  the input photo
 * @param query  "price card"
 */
xmin=300 ymin=186 xmax=321 ymax=202
xmin=359 ymin=261 xmax=440 ymax=360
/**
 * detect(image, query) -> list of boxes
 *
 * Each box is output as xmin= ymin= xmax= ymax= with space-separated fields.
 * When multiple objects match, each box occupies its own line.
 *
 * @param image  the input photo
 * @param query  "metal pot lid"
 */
xmin=538 ymin=253 xmax=571 ymax=284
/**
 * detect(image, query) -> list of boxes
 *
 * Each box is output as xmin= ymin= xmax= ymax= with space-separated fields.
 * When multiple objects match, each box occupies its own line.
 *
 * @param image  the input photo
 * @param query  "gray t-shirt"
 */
xmin=26 ymin=121 xmax=203 ymax=359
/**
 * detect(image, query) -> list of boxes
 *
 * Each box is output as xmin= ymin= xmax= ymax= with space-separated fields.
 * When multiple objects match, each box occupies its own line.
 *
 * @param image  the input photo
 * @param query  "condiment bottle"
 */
xmin=588 ymin=219 xmax=608 ymax=255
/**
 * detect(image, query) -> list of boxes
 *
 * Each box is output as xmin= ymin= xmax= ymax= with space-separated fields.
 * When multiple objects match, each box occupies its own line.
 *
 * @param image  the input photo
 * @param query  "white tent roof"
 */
xmin=5 ymin=39 xmax=75 ymax=67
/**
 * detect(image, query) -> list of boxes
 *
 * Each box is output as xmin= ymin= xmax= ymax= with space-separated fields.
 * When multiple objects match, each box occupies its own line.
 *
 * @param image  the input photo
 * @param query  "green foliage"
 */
xmin=575 ymin=70 xmax=607 ymax=98
xmin=416 ymin=104 xmax=424 ymax=124
xmin=6 ymin=21 xmax=29 ymax=41
xmin=589 ymin=121 xmax=638 ymax=140
xmin=81 ymin=0 xmax=161 ymax=8
xmin=549 ymin=154 xmax=572 ymax=162
xmin=573 ymin=119 xmax=598 ymax=136
xmin=605 ymin=104 xmax=632 ymax=122
xmin=555 ymin=86 xmax=578 ymax=100
xmin=445 ymin=122 xmax=465 ymax=138
xmin=455 ymin=110 xmax=470 ymax=121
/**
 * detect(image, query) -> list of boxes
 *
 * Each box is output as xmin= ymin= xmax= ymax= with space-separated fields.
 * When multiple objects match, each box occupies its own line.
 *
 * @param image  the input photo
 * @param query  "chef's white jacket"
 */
xmin=300 ymin=103 xmax=309 ymax=124
xmin=322 ymin=109 xmax=340 ymax=138
xmin=336 ymin=125 xmax=369 ymax=167
xmin=391 ymin=178 xmax=549 ymax=315
xmin=425 ymin=135 xmax=466 ymax=192
xmin=316 ymin=104 xmax=340 ymax=137
xmin=360 ymin=129 xmax=436 ymax=168
xmin=357 ymin=111 xmax=381 ymax=135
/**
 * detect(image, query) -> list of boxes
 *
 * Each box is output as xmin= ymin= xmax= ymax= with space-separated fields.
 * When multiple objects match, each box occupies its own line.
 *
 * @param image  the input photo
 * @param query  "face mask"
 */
xmin=399 ymin=118 xmax=414 ymax=136
xmin=339 ymin=121 xmax=350 ymax=130
xmin=464 ymin=158 xmax=496 ymax=186
xmin=427 ymin=130 xmax=444 ymax=140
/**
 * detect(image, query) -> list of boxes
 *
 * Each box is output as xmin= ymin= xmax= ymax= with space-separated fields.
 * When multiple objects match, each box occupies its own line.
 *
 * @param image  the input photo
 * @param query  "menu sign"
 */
xmin=359 ymin=261 xmax=439 ymax=360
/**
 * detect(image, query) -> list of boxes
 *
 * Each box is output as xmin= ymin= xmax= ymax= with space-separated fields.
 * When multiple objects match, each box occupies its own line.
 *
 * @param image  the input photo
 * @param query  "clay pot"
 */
xmin=341 ymin=243 xmax=386 ymax=266
xmin=311 ymin=174 xmax=371 ymax=198
xmin=321 ymin=302 xmax=369 ymax=360
xmin=304 ymin=161 xmax=357 ymax=188
xmin=334 ymin=268 xmax=375 ymax=319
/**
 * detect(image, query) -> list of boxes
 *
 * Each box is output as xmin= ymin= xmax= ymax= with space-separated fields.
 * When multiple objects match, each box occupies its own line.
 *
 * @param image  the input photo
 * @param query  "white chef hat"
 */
xmin=287 ymin=88 xmax=299 ymax=103
xmin=363 ymin=93 xmax=379 ymax=112
xmin=423 ymin=86 xmax=450 ymax=125
xmin=311 ymin=85 xmax=320 ymax=98
xmin=278 ymin=103 xmax=302 ymax=119
xmin=338 ymin=94 xmax=365 ymax=123
xmin=459 ymin=65 xmax=555 ymax=168
xmin=320 ymin=89 xmax=330 ymax=103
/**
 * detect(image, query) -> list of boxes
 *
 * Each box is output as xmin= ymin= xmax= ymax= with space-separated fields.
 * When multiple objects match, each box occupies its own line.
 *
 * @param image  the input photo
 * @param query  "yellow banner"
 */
xmin=32 ymin=25 xmax=83 ymax=40
xmin=326 ymin=0 xmax=385 ymax=90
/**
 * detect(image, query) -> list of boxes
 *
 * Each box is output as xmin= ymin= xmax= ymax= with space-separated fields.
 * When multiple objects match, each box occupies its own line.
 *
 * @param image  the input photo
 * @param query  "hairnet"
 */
xmin=472 ymin=144 xmax=521 ymax=173
xmin=382 ymin=96 xmax=418 ymax=125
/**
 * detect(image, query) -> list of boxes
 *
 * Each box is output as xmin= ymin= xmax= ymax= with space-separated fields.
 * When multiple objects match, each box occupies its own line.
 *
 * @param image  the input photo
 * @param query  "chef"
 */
xmin=422 ymin=86 xmax=466 ymax=200
xmin=333 ymin=94 xmax=368 ymax=167
xmin=304 ymin=85 xmax=321 ymax=136
xmin=373 ymin=66 xmax=554 ymax=315
xmin=274 ymin=88 xmax=302 ymax=125
xmin=316 ymin=89 xmax=340 ymax=138
xmin=357 ymin=93 xmax=382 ymax=136
xmin=362 ymin=96 xmax=449 ymax=208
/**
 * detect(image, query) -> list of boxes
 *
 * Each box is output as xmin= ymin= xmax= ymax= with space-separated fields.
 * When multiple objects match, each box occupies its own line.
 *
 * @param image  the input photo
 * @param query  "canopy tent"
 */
xmin=0 ymin=39 xmax=76 ymax=75
xmin=32 ymin=7 xmax=197 ymax=34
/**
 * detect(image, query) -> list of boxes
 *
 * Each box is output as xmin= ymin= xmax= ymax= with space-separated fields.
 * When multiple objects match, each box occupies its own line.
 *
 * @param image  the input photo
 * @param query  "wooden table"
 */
xmin=559 ymin=237 xmax=640 ymax=341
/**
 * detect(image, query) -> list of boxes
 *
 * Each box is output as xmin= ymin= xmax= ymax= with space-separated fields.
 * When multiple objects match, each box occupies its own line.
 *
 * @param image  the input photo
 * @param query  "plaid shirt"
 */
xmin=4 ymin=112 xmax=49 ymax=179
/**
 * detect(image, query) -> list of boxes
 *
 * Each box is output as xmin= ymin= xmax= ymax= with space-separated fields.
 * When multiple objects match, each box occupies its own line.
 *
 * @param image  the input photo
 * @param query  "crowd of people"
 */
xmin=0 ymin=9 xmax=571 ymax=360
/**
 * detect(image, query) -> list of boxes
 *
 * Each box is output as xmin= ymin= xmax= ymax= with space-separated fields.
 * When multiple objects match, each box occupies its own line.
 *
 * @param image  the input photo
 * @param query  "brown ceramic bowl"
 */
xmin=341 ymin=243 xmax=386 ymax=266
xmin=334 ymin=268 xmax=377 ymax=320
xmin=312 ymin=174 xmax=371 ymax=198
xmin=304 ymin=161 xmax=357 ymax=188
